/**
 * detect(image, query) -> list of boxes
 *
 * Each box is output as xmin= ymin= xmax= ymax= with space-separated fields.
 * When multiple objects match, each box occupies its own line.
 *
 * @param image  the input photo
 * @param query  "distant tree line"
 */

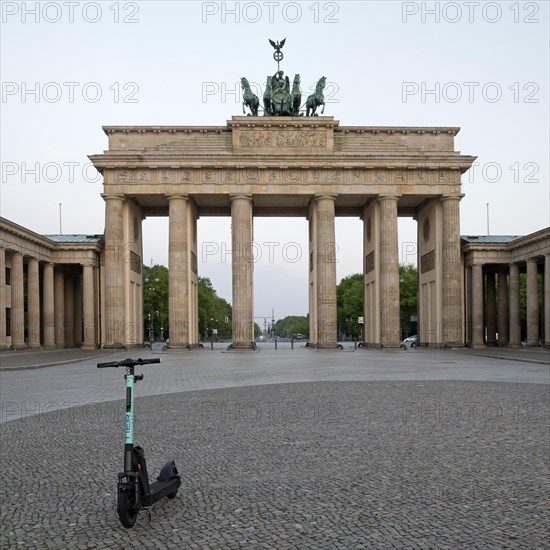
xmin=144 ymin=263 xmax=544 ymax=344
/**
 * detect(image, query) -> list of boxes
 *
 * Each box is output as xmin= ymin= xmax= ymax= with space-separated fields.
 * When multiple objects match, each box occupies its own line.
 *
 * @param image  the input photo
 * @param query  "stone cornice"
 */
xmin=89 ymin=155 xmax=475 ymax=171
xmin=0 ymin=217 xmax=103 ymax=259
xmin=103 ymin=126 xmax=228 ymax=135
xmin=1 ymin=217 xmax=57 ymax=250
xmin=101 ymin=123 xmax=461 ymax=136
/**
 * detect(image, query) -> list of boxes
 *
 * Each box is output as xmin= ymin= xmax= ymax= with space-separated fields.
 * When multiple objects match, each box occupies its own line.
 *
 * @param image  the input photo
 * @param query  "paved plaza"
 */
xmin=0 ymin=346 xmax=549 ymax=549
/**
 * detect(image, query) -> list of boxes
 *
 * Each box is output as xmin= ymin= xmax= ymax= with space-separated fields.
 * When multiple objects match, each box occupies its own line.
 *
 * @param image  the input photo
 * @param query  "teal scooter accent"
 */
xmin=97 ymin=357 xmax=181 ymax=528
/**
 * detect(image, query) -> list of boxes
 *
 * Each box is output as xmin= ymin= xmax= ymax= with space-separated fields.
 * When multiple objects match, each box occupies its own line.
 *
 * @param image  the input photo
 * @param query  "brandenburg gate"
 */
xmin=89 ymin=115 xmax=476 ymax=350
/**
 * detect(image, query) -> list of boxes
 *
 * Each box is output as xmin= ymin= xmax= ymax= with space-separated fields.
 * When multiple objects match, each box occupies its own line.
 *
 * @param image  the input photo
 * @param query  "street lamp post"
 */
xmin=145 ymin=274 xmax=159 ymax=343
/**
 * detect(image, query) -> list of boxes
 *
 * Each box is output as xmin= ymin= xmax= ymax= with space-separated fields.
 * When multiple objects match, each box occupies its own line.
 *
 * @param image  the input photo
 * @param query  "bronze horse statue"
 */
xmin=306 ymin=76 xmax=326 ymax=117
xmin=241 ymin=77 xmax=259 ymax=116
xmin=263 ymin=76 xmax=273 ymax=115
xmin=290 ymin=74 xmax=302 ymax=116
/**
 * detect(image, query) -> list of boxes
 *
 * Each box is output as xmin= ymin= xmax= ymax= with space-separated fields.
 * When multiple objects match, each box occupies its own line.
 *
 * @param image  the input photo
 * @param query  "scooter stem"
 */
xmin=124 ymin=365 xmax=135 ymax=473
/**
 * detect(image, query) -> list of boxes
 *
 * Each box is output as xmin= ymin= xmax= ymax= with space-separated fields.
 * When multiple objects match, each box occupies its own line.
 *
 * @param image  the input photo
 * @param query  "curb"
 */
xmin=0 ymin=352 xmax=114 ymax=371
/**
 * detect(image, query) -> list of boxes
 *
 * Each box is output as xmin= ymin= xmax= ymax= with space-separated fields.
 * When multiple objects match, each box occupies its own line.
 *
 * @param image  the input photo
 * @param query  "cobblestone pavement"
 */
xmin=1 ymin=378 xmax=549 ymax=549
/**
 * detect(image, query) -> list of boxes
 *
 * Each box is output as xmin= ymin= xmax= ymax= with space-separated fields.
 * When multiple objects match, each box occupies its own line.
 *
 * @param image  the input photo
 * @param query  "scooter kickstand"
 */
xmin=142 ymin=507 xmax=152 ymax=523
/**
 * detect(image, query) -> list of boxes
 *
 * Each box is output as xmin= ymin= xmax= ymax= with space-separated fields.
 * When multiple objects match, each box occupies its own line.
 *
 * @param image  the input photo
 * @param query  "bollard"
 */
xmin=291 ymin=337 xmax=294 ymax=350
xmin=275 ymin=338 xmax=278 ymax=350
xmin=210 ymin=340 xmax=214 ymax=351
xmin=354 ymin=338 xmax=357 ymax=350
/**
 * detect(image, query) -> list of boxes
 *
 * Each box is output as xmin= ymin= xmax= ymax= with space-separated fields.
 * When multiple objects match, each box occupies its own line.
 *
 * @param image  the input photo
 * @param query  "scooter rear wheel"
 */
xmin=117 ymin=485 xmax=138 ymax=528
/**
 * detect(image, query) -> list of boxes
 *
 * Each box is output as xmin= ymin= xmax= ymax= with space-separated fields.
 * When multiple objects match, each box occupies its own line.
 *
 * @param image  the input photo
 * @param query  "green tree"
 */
xmin=143 ymin=265 xmax=169 ymax=341
xmin=254 ymin=323 xmax=262 ymax=338
xmin=335 ymin=266 xmax=418 ymax=341
xmin=198 ymin=277 xmax=232 ymax=341
xmin=337 ymin=274 xmax=363 ymax=339
xmin=273 ymin=315 xmax=309 ymax=338
xmin=399 ymin=264 xmax=418 ymax=339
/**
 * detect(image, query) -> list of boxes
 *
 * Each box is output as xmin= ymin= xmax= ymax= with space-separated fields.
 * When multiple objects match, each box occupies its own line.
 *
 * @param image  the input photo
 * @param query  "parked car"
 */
xmin=401 ymin=335 xmax=417 ymax=349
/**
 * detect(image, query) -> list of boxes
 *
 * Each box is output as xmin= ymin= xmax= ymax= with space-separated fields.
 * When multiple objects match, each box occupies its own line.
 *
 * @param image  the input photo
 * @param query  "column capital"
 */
xmin=101 ymin=193 xmax=125 ymax=203
xmin=230 ymin=193 xmax=253 ymax=203
xmin=377 ymin=194 xmax=401 ymax=202
xmin=166 ymin=193 xmax=189 ymax=201
xmin=314 ymin=193 xmax=337 ymax=202
xmin=440 ymin=194 xmax=465 ymax=202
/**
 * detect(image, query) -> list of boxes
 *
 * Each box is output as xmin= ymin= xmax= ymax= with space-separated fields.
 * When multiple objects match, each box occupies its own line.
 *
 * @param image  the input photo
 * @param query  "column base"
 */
xmin=226 ymin=342 xmax=259 ymax=352
xmin=167 ymin=344 xmax=192 ymax=351
xmin=470 ymin=343 xmax=487 ymax=349
xmin=11 ymin=344 xmax=27 ymax=350
xmin=306 ymin=342 xmax=342 ymax=350
xmin=103 ymin=343 xmax=126 ymax=350
xmin=81 ymin=345 xmax=98 ymax=351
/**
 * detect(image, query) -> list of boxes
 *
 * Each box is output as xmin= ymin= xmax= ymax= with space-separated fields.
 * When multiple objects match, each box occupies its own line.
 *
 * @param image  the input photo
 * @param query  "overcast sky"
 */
xmin=1 ymin=1 xmax=548 ymax=321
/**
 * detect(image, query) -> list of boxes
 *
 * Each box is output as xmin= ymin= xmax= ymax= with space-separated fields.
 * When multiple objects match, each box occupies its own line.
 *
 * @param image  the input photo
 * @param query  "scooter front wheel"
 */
xmin=117 ymin=483 xmax=138 ymax=528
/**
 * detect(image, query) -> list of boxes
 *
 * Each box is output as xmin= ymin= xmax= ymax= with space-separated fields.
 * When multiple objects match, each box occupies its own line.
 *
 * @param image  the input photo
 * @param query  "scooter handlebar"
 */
xmin=97 ymin=357 xmax=161 ymax=368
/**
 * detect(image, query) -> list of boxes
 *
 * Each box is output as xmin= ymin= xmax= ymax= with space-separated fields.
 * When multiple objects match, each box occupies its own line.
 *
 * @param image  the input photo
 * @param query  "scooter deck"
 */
xmin=141 ymin=477 xmax=181 ymax=507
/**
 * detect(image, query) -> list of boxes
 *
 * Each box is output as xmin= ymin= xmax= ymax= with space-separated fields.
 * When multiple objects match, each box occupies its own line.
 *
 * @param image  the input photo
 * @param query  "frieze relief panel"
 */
xmin=109 ymin=168 xmax=461 ymax=187
xmin=238 ymin=130 xmax=327 ymax=148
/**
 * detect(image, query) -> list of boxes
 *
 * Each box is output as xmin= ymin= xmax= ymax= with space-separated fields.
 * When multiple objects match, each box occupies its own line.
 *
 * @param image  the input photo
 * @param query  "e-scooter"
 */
xmin=97 ymin=357 xmax=181 ymax=528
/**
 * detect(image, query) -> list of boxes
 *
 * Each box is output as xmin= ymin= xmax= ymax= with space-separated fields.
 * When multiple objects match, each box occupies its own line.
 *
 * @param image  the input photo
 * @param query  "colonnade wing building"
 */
xmin=1 ymin=116 xmax=549 ymax=350
xmin=0 ymin=218 xmax=103 ymax=350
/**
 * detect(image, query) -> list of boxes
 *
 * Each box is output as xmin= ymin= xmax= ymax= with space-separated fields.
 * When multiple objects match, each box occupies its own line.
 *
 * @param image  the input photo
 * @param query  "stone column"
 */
xmin=0 ymin=246 xmax=7 ymax=349
xmin=497 ymin=267 xmax=509 ymax=346
xmin=167 ymin=194 xmax=190 ymax=349
xmin=471 ymin=264 xmax=485 ymax=347
xmin=42 ymin=263 xmax=56 ymax=348
xmin=545 ymin=255 xmax=550 ymax=347
xmin=486 ymin=271 xmax=497 ymax=346
xmin=230 ymin=194 xmax=254 ymax=349
xmin=64 ymin=274 xmax=75 ymax=347
xmin=308 ymin=201 xmax=319 ymax=344
xmin=509 ymin=264 xmax=521 ymax=347
xmin=103 ymin=195 xmax=126 ymax=348
xmin=73 ymin=272 xmax=82 ymax=347
xmin=315 ymin=194 xmax=338 ymax=348
xmin=54 ymin=269 xmax=65 ymax=348
xmin=82 ymin=264 xmax=96 ymax=349
xmin=27 ymin=258 xmax=41 ymax=348
xmin=10 ymin=252 xmax=25 ymax=349
xmin=526 ymin=258 xmax=539 ymax=346
xmin=441 ymin=195 xmax=463 ymax=346
xmin=378 ymin=196 xmax=400 ymax=347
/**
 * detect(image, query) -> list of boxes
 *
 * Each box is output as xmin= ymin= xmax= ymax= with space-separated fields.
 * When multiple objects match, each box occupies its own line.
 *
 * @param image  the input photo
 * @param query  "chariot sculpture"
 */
xmin=240 ymin=39 xmax=327 ymax=117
